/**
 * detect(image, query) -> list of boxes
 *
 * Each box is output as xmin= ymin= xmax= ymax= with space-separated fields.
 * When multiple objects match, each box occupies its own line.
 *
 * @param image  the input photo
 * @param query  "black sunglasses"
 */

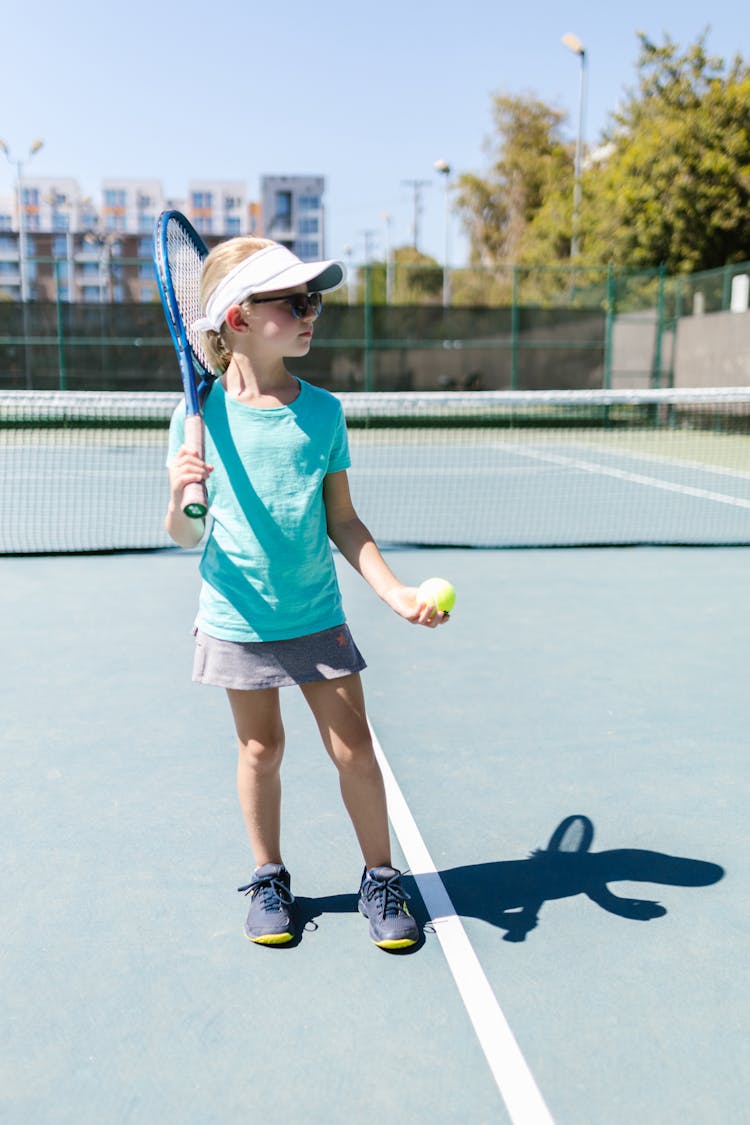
xmin=250 ymin=291 xmax=323 ymax=320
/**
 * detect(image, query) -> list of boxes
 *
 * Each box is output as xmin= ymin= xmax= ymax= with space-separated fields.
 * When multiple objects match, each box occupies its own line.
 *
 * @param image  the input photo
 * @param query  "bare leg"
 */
xmin=301 ymin=674 xmax=391 ymax=870
xmin=227 ymin=687 xmax=285 ymax=868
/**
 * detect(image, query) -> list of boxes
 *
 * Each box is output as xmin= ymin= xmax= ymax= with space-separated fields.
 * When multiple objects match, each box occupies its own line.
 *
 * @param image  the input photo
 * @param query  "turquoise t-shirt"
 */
xmin=167 ymin=378 xmax=351 ymax=642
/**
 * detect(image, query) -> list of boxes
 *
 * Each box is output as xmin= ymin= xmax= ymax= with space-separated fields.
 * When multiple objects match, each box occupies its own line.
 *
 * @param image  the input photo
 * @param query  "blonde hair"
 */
xmin=199 ymin=236 xmax=276 ymax=373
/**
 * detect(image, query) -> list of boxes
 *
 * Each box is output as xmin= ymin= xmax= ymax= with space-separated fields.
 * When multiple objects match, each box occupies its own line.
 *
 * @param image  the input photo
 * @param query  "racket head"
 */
xmin=153 ymin=209 xmax=212 ymax=414
xmin=153 ymin=210 xmax=211 ymax=518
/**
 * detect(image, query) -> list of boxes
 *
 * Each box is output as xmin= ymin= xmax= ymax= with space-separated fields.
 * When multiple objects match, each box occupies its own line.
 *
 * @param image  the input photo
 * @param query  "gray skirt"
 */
xmin=192 ymin=624 xmax=367 ymax=690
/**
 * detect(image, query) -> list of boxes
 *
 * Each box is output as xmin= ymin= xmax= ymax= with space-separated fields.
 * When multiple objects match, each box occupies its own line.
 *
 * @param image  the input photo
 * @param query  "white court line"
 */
xmin=513 ymin=447 xmax=750 ymax=509
xmin=369 ymin=722 xmax=555 ymax=1125
xmin=565 ymin=441 xmax=750 ymax=481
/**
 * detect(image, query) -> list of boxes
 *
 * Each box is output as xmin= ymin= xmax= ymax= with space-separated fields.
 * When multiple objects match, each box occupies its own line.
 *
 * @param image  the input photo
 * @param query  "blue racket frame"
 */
xmin=153 ymin=209 xmax=211 ymax=415
xmin=153 ymin=210 xmax=212 ymax=517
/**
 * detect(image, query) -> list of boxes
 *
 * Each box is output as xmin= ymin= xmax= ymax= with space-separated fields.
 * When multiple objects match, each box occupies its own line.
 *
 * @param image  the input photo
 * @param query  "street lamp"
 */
xmin=561 ymin=33 xmax=586 ymax=258
xmin=0 ymin=138 xmax=44 ymax=301
xmin=434 ymin=159 xmax=451 ymax=305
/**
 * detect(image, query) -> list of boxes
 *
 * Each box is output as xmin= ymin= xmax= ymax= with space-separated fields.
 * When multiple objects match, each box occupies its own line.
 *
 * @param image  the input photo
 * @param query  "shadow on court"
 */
xmin=406 ymin=816 xmax=724 ymax=944
xmin=271 ymin=893 xmax=428 ymax=952
xmin=250 ymin=817 xmax=723 ymax=952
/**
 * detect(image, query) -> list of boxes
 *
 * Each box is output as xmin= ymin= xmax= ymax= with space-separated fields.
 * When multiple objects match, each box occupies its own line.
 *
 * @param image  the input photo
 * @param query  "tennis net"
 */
xmin=3 ymin=387 xmax=750 ymax=554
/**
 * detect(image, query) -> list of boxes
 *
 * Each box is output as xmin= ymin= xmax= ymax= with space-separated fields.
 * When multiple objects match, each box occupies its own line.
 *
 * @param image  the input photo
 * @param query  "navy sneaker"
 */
xmin=358 ymin=866 xmax=419 ymax=949
xmin=237 ymin=863 xmax=295 ymax=945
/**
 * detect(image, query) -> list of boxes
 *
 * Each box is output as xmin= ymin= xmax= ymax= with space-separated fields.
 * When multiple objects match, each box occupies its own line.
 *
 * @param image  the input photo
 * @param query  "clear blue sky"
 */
xmin=1 ymin=1 xmax=746 ymax=266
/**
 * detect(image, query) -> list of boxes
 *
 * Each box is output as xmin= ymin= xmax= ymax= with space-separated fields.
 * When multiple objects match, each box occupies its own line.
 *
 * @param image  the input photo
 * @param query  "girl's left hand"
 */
xmin=386 ymin=585 xmax=450 ymax=628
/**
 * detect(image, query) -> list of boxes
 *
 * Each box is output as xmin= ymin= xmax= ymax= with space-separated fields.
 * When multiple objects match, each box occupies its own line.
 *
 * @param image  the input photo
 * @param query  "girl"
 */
xmin=166 ymin=236 xmax=449 ymax=951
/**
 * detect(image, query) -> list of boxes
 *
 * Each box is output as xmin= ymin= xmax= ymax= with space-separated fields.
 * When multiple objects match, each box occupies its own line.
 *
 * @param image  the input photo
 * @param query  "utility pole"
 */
xmin=401 ymin=179 xmax=431 ymax=252
xmin=359 ymin=229 xmax=377 ymax=263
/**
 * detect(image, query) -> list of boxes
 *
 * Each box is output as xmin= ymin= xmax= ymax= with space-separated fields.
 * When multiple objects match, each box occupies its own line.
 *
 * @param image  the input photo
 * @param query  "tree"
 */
xmin=458 ymin=34 xmax=750 ymax=274
xmin=391 ymin=246 xmax=442 ymax=303
xmin=344 ymin=247 xmax=443 ymax=305
xmin=528 ymin=33 xmax=750 ymax=271
xmin=454 ymin=93 xmax=571 ymax=266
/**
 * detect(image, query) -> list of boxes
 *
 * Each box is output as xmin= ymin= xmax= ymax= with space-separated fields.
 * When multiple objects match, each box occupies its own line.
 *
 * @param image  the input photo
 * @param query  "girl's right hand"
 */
xmin=168 ymin=445 xmax=213 ymax=507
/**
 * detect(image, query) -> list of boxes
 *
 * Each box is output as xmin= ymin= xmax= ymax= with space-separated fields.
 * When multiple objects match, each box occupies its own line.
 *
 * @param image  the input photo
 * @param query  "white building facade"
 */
xmin=260 ymin=175 xmax=326 ymax=260
xmin=0 ymin=174 xmax=327 ymax=302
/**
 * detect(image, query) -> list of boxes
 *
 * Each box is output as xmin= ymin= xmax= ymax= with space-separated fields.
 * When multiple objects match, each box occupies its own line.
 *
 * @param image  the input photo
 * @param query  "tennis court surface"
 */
xmin=2 ymin=543 xmax=746 ymax=1124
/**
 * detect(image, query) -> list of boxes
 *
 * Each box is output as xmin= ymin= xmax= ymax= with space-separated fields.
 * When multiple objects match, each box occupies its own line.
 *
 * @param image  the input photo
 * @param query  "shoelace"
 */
xmin=237 ymin=874 xmax=294 ymax=913
xmin=363 ymin=872 xmax=411 ymax=919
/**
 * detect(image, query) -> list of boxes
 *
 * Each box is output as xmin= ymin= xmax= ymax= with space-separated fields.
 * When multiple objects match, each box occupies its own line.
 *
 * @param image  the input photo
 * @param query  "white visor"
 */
xmin=192 ymin=243 xmax=346 ymax=333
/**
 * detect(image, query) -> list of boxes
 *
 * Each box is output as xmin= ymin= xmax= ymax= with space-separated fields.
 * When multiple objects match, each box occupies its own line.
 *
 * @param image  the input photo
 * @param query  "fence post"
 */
xmin=667 ymin=275 xmax=682 ymax=388
xmin=510 ymin=266 xmax=519 ymax=390
xmin=603 ymin=263 xmax=615 ymax=389
xmin=651 ymin=263 xmax=666 ymax=389
xmin=363 ymin=263 xmax=373 ymax=392
xmin=721 ymin=263 xmax=732 ymax=311
xmin=55 ymin=259 xmax=67 ymax=390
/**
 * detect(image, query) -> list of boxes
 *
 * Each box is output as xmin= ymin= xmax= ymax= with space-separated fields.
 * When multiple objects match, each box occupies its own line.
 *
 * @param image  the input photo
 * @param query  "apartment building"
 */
xmin=261 ymin=175 xmax=325 ymax=259
xmin=0 ymin=175 xmax=325 ymax=302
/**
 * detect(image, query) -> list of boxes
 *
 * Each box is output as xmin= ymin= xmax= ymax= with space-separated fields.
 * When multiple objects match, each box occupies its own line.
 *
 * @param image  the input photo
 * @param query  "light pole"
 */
xmin=434 ymin=159 xmax=451 ymax=305
xmin=562 ymin=33 xmax=586 ymax=258
xmin=0 ymin=138 xmax=44 ymax=301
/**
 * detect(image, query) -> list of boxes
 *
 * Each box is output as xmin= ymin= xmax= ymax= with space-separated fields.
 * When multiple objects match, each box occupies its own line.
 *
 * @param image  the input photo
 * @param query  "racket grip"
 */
xmin=182 ymin=414 xmax=208 ymax=519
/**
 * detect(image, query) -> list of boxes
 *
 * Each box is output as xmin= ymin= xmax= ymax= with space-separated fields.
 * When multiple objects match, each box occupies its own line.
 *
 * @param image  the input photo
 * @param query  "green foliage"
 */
xmin=449 ymin=266 xmax=515 ymax=306
xmin=458 ymin=32 xmax=750 ymax=273
xmin=392 ymin=246 xmax=443 ymax=302
xmin=454 ymin=94 xmax=570 ymax=265
xmin=346 ymin=247 xmax=443 ymax=305
xmin=574 ymin=33 xmax=750 ymax=270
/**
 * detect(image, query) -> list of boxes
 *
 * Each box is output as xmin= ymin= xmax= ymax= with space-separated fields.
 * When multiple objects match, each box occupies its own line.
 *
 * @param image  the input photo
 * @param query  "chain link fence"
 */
xmin=1 ymin=257 xmax=749 ymax=392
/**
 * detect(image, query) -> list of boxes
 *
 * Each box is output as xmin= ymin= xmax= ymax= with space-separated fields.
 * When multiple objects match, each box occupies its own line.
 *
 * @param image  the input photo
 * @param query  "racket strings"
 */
xmin=165 ymin=220 xmax=210 ymax=372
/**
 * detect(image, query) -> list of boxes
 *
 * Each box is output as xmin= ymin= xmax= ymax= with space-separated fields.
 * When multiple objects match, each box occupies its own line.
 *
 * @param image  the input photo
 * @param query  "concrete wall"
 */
xmin=674 ymin=308 xmax=750 ymax=387
xmin=612 ymin=307 xmax=750 ymax=388
xmin=611 ymin=311 xmax=669 ymax=388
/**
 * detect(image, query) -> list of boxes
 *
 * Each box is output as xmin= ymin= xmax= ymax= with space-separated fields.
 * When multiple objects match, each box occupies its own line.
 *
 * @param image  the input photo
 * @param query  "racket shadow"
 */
xmin=402 ymin=815 xmax=724 ymax=943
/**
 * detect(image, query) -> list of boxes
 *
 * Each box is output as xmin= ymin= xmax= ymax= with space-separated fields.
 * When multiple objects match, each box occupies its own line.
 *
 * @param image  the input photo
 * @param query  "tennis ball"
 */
xmin=417 ymin=577 xmax=456 ymax=613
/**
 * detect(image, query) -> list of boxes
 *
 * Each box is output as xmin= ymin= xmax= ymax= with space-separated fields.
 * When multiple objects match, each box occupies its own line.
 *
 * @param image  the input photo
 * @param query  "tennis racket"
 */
xmin=153 ymin=210 xmax=212 ymax=519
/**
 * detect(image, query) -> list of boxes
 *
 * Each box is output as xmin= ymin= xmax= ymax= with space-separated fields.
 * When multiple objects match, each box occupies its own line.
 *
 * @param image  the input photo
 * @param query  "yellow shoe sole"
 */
xmin=373 ymin=936 xmax=418 ymax=950
xmin=245 ymin=930 xmax=294 ymax=945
